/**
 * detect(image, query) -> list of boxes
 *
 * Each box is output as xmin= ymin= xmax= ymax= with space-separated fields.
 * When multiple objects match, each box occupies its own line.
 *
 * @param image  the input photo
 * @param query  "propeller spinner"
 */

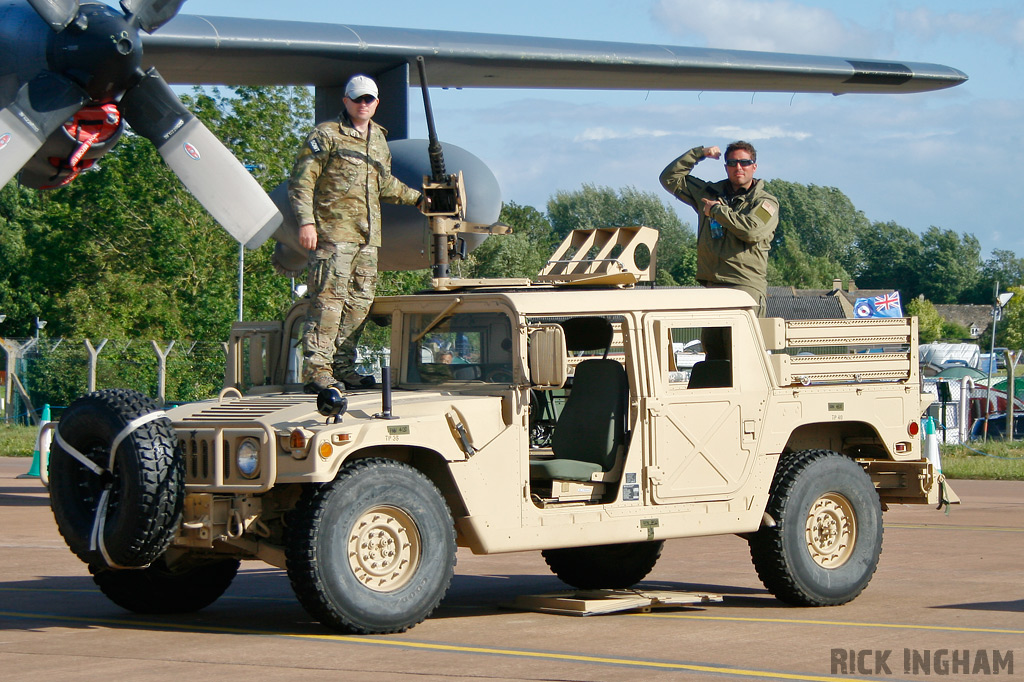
xmin=1 ymin=0 xmax=282 ymax=248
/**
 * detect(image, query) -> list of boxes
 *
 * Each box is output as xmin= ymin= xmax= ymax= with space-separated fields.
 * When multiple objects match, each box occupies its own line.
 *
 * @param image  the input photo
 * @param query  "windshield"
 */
xmin=405 ymin=311 xmax=514 ymax=385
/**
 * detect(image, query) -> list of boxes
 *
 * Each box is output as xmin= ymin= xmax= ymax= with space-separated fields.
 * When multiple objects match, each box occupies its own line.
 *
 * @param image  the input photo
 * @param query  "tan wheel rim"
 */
xmin=348 ymin=505 xmax=421 ymax=592
xmin=805 ymin=492 xmax=857 ymax=568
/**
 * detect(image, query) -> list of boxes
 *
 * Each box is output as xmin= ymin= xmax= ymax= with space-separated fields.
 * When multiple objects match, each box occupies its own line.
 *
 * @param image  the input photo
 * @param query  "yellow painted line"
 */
xmin=633 ymin=613 xmax=1024 ymax=635
xmin=889 ymin=523 xmax=1024 ymax=532
xmin=0 ymin=610 xmax=880 ymax=681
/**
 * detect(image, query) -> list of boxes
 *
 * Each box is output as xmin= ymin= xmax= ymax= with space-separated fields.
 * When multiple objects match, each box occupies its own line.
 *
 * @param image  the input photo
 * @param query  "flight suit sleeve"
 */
xmin=288 ymin=128 xmax=332 ymax=226
xmin=659 ymin=146 xmax=715 ymax=210
xmin=709 ymin=195 xmax=779 ymax=244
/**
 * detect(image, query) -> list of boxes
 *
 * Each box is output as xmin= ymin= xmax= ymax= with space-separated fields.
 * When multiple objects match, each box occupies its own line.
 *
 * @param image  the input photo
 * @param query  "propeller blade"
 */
xmin=0 ymin=72 xmax=88 ymax=187
xmin=120 ymin=68 xmax=282 ymax=248
xmin=26 ymin=0 xmax=80 ymax=32
xmin=119 ymin=0 xmax=186 ymax=33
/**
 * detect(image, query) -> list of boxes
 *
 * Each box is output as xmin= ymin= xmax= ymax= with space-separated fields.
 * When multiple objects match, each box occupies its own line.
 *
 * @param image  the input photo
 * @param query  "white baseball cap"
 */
xmin=345 ymin=75 xmax=378 ymax=100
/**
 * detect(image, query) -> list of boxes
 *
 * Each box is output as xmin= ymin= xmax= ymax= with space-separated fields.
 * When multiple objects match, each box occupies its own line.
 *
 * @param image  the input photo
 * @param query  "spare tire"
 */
xmin=49 ymin=388 xmax=184 ymax=568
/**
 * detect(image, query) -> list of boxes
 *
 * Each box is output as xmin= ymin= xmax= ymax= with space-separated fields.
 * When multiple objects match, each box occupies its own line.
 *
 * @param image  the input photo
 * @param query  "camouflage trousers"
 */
xmin=302 ymin=241 xmax=378 ymax=382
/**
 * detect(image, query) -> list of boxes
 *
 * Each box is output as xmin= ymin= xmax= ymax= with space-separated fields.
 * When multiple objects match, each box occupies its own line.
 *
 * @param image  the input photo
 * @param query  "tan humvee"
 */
xmin=48 ymin=228 xmax=954 ymax=635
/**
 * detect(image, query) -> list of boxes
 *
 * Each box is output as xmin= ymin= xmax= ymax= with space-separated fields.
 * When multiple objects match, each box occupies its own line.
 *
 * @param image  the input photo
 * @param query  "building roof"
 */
xmin=766 ymin=286 xmax=851 ymax=320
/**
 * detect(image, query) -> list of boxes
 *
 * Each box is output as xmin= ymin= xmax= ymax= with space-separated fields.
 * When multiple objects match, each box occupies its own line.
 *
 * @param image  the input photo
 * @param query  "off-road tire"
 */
xmin=90 ymin=557 xmax=240 ymax=613
xmin=49 ymin=389 xmax=184 ymax=568
xmin=748 ymin=449 xmax=882 ymax=606
xmin=285 ymin=458 xmax=456 ymax=634
xmin=542 ymin=540 xmax=664 ymax=589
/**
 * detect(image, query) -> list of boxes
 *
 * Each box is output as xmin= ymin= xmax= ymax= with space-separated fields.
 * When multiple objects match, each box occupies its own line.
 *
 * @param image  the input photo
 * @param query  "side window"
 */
xmin=667 ymin=326 xmax=733 ymax=389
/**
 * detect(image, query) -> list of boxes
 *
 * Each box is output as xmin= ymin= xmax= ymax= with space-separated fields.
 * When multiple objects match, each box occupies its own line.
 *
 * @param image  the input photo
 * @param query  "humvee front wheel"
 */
xmin=542 ymin=540 xmax=664 ymax=589
xmin=748 ymin=449 xmax=882 ymax=606
xmin=286 ymin=458 xmax=456 ymax=634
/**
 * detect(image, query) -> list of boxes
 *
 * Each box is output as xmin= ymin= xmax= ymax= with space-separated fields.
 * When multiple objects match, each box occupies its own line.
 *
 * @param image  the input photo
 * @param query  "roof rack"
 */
xmin=536 ymin=226 xmax=658 ymax=287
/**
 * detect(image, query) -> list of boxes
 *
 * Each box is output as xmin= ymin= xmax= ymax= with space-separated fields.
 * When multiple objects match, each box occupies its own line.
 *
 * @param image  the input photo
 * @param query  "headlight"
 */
xmin=236 ymin=438 xmax=261 ymax=479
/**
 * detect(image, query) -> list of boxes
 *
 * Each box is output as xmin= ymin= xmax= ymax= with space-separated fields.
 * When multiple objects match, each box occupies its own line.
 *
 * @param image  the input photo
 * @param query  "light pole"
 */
xmin=34 ymin=317 xmax=46 ymax=341
xmin=982 ymin=285 xmax=1014 ymax=442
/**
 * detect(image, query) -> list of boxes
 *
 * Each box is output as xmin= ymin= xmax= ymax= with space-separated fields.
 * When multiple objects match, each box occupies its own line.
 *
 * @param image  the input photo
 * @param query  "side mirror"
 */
xmin=528 ymin=324 xmax=567 ymax=388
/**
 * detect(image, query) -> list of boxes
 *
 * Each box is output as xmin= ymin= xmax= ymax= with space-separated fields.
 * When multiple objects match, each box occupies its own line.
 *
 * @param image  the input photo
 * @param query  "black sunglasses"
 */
xmin=351 ymin=95 xmax=377 ymax=104
xmin=725 ymin=158 xmax=755 ymax=168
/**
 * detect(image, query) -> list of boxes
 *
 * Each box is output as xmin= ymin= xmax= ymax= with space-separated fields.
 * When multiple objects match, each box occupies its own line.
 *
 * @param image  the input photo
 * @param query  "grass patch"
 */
xmin=0 ymin=424 xmax=39 ymax=458
xmin=940 ymin=440 xmax=1024 ymax=481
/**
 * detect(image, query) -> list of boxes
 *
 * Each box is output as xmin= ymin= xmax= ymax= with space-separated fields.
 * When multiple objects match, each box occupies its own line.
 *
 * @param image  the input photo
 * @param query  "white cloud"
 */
xmin=708 ymin=125 xmax=811 ymax=142
xmin=573 ymin=127 xmax=676 ymax=143
xmin=650 ymin=0 xmax=886 ymax=55
xmin=895 ymin=7 xmax=1024 ymax=49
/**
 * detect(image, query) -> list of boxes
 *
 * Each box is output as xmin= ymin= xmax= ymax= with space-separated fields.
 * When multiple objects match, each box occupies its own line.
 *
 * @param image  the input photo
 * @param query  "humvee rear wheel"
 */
xmin=90 ymin=556 xmax=240 ymax=614
xmin=286 ymin=458 xmax=456 ymax=634
xmin=749 ymin=449 xmax=882 ymax=606
xmin=542 ymin=540 xmax=664 ymax=589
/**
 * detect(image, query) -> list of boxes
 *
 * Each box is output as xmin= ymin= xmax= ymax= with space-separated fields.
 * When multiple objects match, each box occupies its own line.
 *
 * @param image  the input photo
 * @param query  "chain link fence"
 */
xmin=1 ymin=337 xmax=229 ymax=425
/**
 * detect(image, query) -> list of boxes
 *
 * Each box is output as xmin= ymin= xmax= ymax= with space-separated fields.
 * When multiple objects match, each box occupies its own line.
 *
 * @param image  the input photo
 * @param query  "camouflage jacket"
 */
xmin=288 ymin=113 xmax=421 ymax=247
xmin=660 ymin=146 xmax=778 ymax=299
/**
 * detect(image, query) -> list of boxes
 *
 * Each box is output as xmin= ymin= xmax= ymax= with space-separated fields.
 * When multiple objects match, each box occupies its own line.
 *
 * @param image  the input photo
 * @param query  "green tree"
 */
xmin=0 ymin=185 xmax=46 ymax=336
xmin=968 ymin=250 xmax=1024 ymax=305
xmin=994 ymin=286 xmax=1024 ymax=351
xmin=461 ymin=201 xmax=555 ymax=280
xmin=547 ymin=184 xmax=695 ymax=285
xmin=918 ymin=227 xmax=981 ymax=304
xmin=767 ymin=238 xmax=850 ymax=289
xmin=940 ymin=319 xmax=971 ymax=341
xmin=904 ymin=297 xmax=943 ymax=343
xmin=765 ymin=180 xmax=868 ymax=274
xmin=4 ymin=86 xmax=313 ymax=342
xmin=852 ymin=221 xmax=923 ymax=296
xmin=655 ymin=222 xmax=697 ymax=286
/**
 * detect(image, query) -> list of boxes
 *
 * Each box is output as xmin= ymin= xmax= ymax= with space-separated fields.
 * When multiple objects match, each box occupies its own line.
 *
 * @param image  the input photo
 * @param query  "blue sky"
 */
xmin=176 ymin=0 xmax=1021 ymax=264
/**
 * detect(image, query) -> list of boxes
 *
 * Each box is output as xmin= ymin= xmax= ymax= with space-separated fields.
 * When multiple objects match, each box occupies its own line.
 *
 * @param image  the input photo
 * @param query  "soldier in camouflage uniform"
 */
xmin=289 ymin=75 xmax=423 ymax=393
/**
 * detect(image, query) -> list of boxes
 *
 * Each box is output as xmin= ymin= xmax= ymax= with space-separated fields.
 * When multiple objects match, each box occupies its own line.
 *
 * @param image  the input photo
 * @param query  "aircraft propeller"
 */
xmin=1 ymin=0 xmax=282 ymax=248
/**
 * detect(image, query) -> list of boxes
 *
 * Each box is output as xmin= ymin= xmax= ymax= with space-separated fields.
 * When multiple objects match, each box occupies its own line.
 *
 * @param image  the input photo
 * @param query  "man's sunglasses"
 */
xmin=351 ymin=95 xmax=377 ymax=104
xmin=725 ymin=158 xmax=755 ymax=168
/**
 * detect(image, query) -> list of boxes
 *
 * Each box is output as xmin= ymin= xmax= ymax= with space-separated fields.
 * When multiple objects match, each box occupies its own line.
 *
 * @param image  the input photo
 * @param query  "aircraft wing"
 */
xmin=143 ymin=15 xmax=966 ymax=95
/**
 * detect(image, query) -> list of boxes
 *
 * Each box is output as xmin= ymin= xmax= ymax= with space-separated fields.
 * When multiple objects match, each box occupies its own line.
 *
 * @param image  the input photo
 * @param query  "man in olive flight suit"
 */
xmin=289 ymin=74 xmax=424 ymax=394
xmin=660 ymin=141 xmax=779 ymax=315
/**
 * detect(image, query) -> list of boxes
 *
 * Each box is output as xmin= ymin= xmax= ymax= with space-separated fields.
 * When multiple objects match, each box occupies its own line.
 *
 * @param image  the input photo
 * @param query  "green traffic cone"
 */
xmin=17 ymin=403 xmax=51 ymax=479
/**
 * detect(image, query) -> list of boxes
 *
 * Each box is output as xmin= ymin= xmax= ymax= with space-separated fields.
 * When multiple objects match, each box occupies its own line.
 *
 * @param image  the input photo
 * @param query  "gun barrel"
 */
xmin=416 ymin=56 xmax=446 ymax=181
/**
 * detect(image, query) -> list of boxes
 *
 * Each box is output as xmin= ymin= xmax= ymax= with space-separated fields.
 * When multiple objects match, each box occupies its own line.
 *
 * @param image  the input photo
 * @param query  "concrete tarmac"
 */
xmin=1 ymin=456 xmax=1021 ymax=681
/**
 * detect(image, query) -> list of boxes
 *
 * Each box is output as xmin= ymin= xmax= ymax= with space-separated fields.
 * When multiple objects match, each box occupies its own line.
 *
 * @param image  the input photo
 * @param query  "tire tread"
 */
xmin=749 ymin=449 xmax=882 ymax=606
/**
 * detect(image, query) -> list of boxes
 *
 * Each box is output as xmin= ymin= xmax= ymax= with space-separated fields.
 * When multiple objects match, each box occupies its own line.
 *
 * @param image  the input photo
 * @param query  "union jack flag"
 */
xmin=854 ymin=291 xmax=903 ymax=318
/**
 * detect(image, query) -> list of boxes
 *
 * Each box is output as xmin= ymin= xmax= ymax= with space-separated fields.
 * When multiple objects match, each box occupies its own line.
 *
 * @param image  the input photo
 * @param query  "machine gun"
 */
xmin=416 ymin=57 xmax=514 ymax=289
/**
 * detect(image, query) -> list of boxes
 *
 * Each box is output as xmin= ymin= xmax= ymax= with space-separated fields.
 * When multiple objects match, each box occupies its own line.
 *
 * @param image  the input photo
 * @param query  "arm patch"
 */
xmin=755 ymin=200 xmax=777 ymax=223
xmin=308 ymin=137 xmax=323 ymax=154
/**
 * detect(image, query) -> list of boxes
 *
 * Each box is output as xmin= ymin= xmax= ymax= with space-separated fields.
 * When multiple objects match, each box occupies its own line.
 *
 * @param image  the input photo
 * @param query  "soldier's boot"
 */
xmin=303 ymin=371 xmax=338 ymax=395
xmin=337 ymin=370 xmax=377 ymax=390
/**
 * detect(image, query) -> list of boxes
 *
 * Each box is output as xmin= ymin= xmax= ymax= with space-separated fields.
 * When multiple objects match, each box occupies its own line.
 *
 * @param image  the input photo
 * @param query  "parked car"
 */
xmin=969 ymin=413 xmax=1024 ymax=440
